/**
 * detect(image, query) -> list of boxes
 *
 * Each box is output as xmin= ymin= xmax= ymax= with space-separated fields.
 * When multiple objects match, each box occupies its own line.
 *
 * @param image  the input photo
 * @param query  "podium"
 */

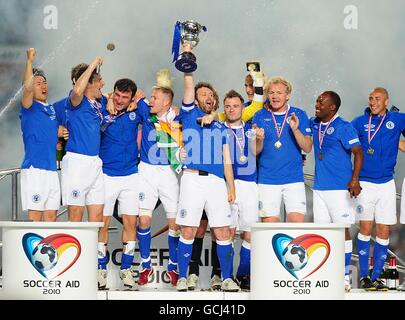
xmin=0 ymin=221 xmax=103 ymax=300
xmin=251 ymin=223 xmax=346 ymax=300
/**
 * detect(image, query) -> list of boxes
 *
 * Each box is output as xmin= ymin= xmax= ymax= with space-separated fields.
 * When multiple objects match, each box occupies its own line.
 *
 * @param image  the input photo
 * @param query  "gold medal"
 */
xmin=367 ymin=147 xmax=374 ymax=155
xmin=239 ymin=155 xmax=247 ymax=163
xmin=274 ymin=140 xmax=282 ymax=149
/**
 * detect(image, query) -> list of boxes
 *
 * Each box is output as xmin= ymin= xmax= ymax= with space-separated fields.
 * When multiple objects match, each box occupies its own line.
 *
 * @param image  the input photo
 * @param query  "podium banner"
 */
xmin=0 ymin=222 xmax=102 ymax=300
xmin=251 ymin=223 xmax=346 ymax=300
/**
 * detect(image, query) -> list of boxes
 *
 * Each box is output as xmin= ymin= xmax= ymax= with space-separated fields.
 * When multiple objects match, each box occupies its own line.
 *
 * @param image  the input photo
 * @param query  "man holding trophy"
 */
xmin=173 ymin=21 xmax=240 ymax=292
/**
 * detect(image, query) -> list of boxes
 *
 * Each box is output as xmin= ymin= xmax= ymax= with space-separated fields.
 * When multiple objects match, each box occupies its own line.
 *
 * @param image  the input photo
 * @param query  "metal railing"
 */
xmin=0 ymin=168 xmax=20 ymax=221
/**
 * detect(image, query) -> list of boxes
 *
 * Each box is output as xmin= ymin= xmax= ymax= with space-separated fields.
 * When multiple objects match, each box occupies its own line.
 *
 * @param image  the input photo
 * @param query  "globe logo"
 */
xmin=282 ymin=243 xmax=308 ymax=271
xmin=272 ymin=233 xmax=331 ymax=280
xmin=22 ymin=233 xmax=82 ymax=279
xmin=31 ymin=243 xmax=58 ymax=271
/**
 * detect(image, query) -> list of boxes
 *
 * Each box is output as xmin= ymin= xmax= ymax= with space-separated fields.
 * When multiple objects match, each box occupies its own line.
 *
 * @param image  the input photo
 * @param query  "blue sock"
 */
xmin=98 ymin=242 xmax=108 ymax=270
xmin=137 ymin=226 xmax=151 ymax=269
xmin=236 ymin=241 xmax=251 ymax=278
xmin=345 ymin=240 xmax=352 ymax=276
xmin=168 ymin=229 xmax=179 ymax=272
xmin=357 ymin=233 xmax=371 ymax=278
xmin=177 ymin=237 xmax=194 ymax=278
xmin=371 ymin=237 xmax=389 ymax=281
xmin=216 ymin=240 xmax=233 ymax=280
xmin=121 ymin=253 xmax=134 ymax=270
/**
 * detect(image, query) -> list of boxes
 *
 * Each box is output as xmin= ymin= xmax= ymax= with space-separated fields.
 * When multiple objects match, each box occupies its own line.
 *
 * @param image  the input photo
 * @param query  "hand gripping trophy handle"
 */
xmin=172 ymin=20 xmax=207 ymax=73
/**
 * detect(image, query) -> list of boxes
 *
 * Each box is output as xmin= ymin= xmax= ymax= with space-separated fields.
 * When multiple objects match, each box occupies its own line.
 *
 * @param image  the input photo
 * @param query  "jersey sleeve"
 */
xmin=136 ymin=98 xmax=150 ymax=122
xmin=340 ymin=123 xmax=361 ymax=150
xmin=298 ymin=110 xmax=311 ymax=136
xmin=241 ymin=99 xmax=264 ymax=122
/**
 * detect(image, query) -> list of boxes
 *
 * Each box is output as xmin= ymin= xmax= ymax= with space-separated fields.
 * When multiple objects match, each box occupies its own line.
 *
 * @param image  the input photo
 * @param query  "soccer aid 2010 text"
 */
xmin=273 ymin=280 xmax=329 ymax=294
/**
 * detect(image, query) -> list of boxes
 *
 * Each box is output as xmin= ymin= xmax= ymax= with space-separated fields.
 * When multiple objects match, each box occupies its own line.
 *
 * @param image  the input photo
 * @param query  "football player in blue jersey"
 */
xmin=352 ymin=87 xmax=405 ymax=291
xmin=223 ymin=89 xmax=259 ymax=291
xmin=175 ymin=46 xmax=239 ymax=292
xmin=96 ymin=78 xmax=141 ymax=289
xmin=135 ymin=70 xmax=181 ymax=287
xmin=252 ymin=77 xmax=312 ymax=224
xmin=310 ymin=91 xmax=363 ymax=292
xmin=61 ymin=57 xmax=106 ymax=224
xmin=20 ymin=48 xmax=60 ymax=222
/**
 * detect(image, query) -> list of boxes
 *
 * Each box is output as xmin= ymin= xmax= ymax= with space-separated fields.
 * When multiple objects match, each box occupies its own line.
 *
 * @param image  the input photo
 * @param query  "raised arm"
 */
xmin=21 ymin=48 xmax=36 ymax=109
xmin=70 ymin=56 xmax=103 ymax=107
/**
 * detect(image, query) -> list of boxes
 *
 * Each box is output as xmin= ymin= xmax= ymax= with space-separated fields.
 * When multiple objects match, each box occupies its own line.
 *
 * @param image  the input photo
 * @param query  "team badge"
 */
xmin=386 ymin=121 xmax=395 ymax=129
xmin=71 ymin=190 xmax=80 ymax=199
xmin=326 ymin=127 xmax=335 ymax=135
xmin=129 ymin=112 xmax=136 ymax=121
xmin=180 ymin=209 xmax=187 ymax=218
xmin=139 ymin=192 xmax=145 ymax=201
xmin=356 ymin=204 xmax=364 ymax=214
xmin=32 ymin=194 xmax=41 ymax=203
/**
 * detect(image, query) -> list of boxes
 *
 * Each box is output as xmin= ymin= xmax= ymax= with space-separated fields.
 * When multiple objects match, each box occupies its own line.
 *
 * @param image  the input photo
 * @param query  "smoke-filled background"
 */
xmin=1 ymin=1 xmax=405 ymax=256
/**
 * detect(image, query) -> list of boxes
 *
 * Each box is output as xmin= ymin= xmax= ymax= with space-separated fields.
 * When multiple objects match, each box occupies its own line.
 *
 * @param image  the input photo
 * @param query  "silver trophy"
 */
xmin=172 ymin=20 xmax=206 ymax=72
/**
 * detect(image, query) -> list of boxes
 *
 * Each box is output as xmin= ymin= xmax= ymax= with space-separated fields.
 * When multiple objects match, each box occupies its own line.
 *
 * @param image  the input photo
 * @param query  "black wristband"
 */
xmin=254 ymin=87 xmax=263 ymax=95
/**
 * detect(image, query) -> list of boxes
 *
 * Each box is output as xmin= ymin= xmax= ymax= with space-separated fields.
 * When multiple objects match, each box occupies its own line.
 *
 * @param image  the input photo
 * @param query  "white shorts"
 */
xmin=21 ymin=167 xmax=60 ymax=211
xmin=176 ymin=171 xmax=231 ymax=228
xmin=61 ymin=152 xmax=104 ymax=206
xmin=103 ymin=173 xmax=139 ymax=217
xmin=400 ymin=178 xmax=405 ymax=224
xmin=313 ymin=190 xmax=355 ymax=224
xmin=258 ymin=182 xmax=306 ymax=218
xmin=138 ymin=161 xmax=179 ymax=217
xmin=230 ymin=180 xmax=259 ymax=232
xmin=355 ymin=180 xmax=397 ymax=225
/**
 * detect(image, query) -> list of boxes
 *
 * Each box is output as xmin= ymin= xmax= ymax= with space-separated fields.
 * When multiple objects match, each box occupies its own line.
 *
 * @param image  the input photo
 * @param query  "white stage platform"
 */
xmin=2 ymin=288 xmax=405 ymax=300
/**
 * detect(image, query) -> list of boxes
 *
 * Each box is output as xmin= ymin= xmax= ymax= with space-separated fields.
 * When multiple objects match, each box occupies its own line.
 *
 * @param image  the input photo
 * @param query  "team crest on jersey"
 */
xmin=129 ymin=112 xmax=136 ymax=121
xmin=214 ymin=122 xmax=222 ymax=129
xmin=386 ymin=121 xmax=395 ymax=129
xmin=180 ymin=209 xmax=187 ymax=218
xmin=71 ymin=190 xmax=80 ymax=199
xmin=32 ymin=194 xmax=41 ymax=203
xmin=139 ymin=192 xmax=145 ymax=201
xmin=326 ymin=127 xmax=335 ymax=135
xmin=356 ymin=204 xmax=364 ymax=214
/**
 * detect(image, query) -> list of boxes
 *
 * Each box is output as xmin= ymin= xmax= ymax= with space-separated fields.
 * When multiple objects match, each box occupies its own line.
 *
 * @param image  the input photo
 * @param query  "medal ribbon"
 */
xmin=89 ymin=99 xmax=104 ymax=124
xmin=270 ymin=109 xmax=289 ymax=142
xmin=367 ymin=113 xmax=386 ymax=145
xmin=226 ymin=122 xmax=245 ymax=157
xmin=318 ymin=116 xmax=335 ymax=151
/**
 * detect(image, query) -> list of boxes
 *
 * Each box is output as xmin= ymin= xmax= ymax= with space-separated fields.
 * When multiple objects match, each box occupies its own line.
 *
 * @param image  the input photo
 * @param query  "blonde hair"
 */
xmin=265 ymin=76 xmax=292 ymax=95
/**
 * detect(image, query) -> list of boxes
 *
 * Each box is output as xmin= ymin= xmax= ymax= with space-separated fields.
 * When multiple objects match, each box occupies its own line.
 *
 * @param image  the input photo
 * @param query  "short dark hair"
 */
xmin=114 ymin=78 xmax=137 ymax=98
xmin=324 ymin=90 xmax=341 ymax=111
xmin=223 ymin=89 xmax=244 ymax=105
xmin=32 ymin=68 xmax=46 ymax=81
xmin=71 ymin=63 xmax=87 ymax=84
xmin=71 ymin=63 xmax=99 ymax=84
xmin=195 ymin=82 xmax=219 ymax=111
